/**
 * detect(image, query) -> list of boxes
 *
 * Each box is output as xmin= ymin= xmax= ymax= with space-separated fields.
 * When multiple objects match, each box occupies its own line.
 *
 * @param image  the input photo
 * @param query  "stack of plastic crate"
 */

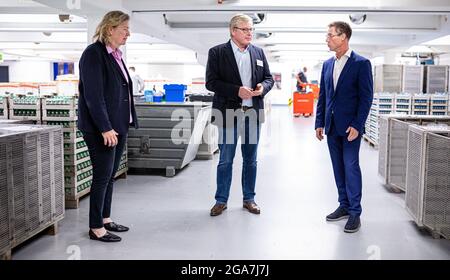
xmin=429 ymin=93 xmax=448 ymax=116
xmin=366 ymin=92 xmax=395 ymax=145
xmin=412 ymin=94 xmax=430 ymax=115
xmin=374 ymin=64 xmax=403 ymax=93
xmin=0 ymin=124 xmax=64 ymax=260
xmin=41 ymin=96 xmax=90 ymax=209
xmin=405 ymin=124 xmax=450 ymax=239
xmin=402 ymin=65 xmax=424 ymax=93
xmin=8 ymin=96 xmax=41 ymax=123
xmin=424 ymin=65 xmax=448 ymax=93
xmin=0 ymin=96 xmax=7 ymax=119
xmin=115 ymin=145 xmax=128 ymax=178
xmin=394 ymin=93 xmax=412 ymax=115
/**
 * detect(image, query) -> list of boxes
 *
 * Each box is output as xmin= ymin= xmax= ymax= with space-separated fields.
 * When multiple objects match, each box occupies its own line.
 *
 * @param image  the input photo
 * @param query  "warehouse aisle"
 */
xmin=13 ymin=106 xmax=450 ymax=260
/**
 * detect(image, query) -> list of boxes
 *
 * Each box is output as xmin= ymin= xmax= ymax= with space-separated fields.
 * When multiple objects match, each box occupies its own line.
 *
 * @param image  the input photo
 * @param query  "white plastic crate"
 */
xmin=405 ymin=124 xmax=450 ymax=239
xmin=402 ymin=65 xmax=424 ymax=93
xmin=375 ymin=64 xmax=403 ymax=93
xmin=424 ymin=65 xmax=448 ymax=93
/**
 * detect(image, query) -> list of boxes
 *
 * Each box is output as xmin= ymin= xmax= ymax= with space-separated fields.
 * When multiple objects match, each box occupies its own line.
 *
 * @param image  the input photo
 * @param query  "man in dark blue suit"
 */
xmin=315 ymin=21 xmax=373 ymax=233
xmin=206 ymin=14 xmax=274 ymax=216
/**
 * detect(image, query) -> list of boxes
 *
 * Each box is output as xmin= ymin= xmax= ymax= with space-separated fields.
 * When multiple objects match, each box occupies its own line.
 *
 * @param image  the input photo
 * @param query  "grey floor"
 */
xmin=13 ymin=106 xmax=450 ymax=260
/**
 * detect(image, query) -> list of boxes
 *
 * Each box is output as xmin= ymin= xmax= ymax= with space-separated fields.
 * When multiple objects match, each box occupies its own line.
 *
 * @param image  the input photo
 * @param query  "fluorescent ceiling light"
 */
xmin=421 ymin=35 xmax=450 ymax=46
xmin=0 ymin=14 xmax=86 ymax=23
xmin=266 ymin=44 xmax=328 ymax=51
xmin=405 ymin=45 xmax=437 ymax=53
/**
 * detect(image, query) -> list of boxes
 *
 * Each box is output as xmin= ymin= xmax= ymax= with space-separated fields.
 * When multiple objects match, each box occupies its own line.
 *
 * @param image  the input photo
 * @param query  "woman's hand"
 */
xmin=102 ymin=129 xmax=119 ymax=147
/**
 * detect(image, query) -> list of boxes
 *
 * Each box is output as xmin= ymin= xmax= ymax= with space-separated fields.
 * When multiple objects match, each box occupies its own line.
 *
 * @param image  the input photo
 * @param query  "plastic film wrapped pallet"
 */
xmin=0 ymin=124 xmax=64 ymax=260
xmin=405 ymin=124 xmax=450 ymax=239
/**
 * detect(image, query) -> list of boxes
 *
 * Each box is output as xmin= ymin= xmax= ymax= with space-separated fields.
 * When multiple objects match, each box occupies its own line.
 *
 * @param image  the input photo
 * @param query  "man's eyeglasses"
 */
xmin=326 ymin=33 xmax=342 ymax=39
xmin=234 ymin=27 xmax=255 ymax=33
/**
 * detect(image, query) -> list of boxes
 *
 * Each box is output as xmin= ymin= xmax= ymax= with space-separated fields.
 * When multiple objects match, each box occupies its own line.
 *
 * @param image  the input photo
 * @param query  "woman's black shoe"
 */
xmin=104 ymin=222 xmax=129 ymax=232
xmin=89 ymin=229 xmax=121 ymax=242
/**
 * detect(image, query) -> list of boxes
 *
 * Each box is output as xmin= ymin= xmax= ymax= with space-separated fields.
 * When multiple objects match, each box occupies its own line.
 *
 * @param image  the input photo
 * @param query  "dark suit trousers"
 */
xmin=83 ymin=132 xmax=126 ymax=229
xmin=326 ymin=117 xmax=363 ymax=216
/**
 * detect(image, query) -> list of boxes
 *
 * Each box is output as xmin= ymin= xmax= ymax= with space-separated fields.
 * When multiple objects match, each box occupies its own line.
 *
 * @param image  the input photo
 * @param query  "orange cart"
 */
xmin=293 ymin=91 xmax=314 ymax=117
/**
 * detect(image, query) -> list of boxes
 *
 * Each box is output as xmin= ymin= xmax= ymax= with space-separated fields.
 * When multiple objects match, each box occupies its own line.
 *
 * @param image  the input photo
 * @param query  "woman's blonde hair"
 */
xmin=93 ymin=11 xmax=130 ymax=44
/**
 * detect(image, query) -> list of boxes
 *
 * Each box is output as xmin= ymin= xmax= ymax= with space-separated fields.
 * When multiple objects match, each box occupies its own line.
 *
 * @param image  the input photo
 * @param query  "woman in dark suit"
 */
xmin=78 ymin=11 xmax=138 ymax=242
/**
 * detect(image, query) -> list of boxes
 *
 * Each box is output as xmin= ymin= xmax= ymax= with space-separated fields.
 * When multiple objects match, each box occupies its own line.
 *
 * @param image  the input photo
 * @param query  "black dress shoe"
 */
xmin=104 ymin=222 xmax=129 ymax=232
xmin=89 ymin=230 xmax=121 ymax=242
xmin=344 ymin=215 xmax=361 ymax=233
xmin=326 ymin=207 xmax=349 ymax=221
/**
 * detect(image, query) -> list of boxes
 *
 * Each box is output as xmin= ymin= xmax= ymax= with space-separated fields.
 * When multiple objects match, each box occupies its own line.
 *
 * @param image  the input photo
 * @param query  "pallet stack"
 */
xmin=42 ymin=96 xmax=128 ymax=208
xmin=116 ymin=145 xmax=128 ymax=179
xmin=364 ymin=92 xmax=395 ymax=146
xmin=41 ymin=96 xmax=92 ymax=209
xmin=374 ymin=64 xmax=403 ymax=93
xmin=0 ymin=96 xmax=7 ymax=119
xmin=394 ymin=93 xmax=412 ymax=115
xmin=405 ymin=125 xmax=450 ymax=239
xmin=8 ymin=96 xmax=41 ymax=123
xmin=412 ymin=94 xmax=430 ymax=115
xmin=424 ymin=65 xmax=448 ymax=93
xmin=429 ymin=93 xmax=449 ymax=116
xmin=0 ymin=124 xmax=64 ymax=260
xmin=402 ymin=65 xmax=424 ymax=93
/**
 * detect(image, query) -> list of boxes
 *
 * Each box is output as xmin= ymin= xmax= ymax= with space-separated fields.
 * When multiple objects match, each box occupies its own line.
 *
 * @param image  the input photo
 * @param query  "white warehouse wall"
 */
xmin=129 ymin=63 xmax=206 ymax=86
xmin=437 ymin=53 xmax=450 ymax=66
xmin=2 ymin=60 xmax=53 ymax=82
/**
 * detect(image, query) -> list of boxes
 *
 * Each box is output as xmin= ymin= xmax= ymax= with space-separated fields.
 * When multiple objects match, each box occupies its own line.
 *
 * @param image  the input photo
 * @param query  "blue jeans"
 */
xmin=215 ymin=115 xmax=261 ymax=204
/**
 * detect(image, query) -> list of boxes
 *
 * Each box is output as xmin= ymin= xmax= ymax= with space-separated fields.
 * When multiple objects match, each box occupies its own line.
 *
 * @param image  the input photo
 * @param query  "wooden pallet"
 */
xmin=0 ymin=221 xmax=60 ymax=260
xmin=384 ymin=184 xmax=404 ymax=193
xmin=363 ymin=135 xmax=378 ymax=149
xmin=65 ymin=187 xmax=91 ymax=209
xmin=196 ymin=147 xmax=219 ymax=160
xmin=114 ymin=168 xmax=128 ymax=179
xmin=418 ymin=226 xmax=450 ymax=240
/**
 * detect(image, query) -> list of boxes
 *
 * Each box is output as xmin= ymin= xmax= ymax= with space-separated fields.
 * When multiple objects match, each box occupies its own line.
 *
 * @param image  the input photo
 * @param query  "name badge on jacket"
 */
xmin=256 ymin=59 xmax=263 ymax=67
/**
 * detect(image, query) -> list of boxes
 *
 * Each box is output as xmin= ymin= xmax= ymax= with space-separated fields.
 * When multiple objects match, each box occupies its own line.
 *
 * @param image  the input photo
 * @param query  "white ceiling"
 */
xmin=0 ymin=0 xmax=450 ymax=65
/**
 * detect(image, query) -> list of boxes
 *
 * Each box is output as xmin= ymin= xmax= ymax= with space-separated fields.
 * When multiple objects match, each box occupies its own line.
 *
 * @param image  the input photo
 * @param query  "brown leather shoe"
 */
xmin=243 ymin=201 xmax=260 ymax=214
xmin=210 ymin=203 xmax=227 ymax=216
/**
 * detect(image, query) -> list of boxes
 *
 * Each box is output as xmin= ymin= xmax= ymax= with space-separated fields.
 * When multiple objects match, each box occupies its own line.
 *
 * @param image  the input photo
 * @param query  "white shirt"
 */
xmin=230 ymin=39 xmax=253 ymax=107
xmin=130 ymin=72 xmax=145 ymax=95
xmin=333 ymin=48 xmax=353 ymax=91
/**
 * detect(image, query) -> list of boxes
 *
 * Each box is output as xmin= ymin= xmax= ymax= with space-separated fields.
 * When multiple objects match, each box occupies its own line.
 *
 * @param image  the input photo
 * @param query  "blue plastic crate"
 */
xmin=153 ymin=95 xmax=162 ymax=102
xmin=164 ymin=84 xmax=186 ymax=102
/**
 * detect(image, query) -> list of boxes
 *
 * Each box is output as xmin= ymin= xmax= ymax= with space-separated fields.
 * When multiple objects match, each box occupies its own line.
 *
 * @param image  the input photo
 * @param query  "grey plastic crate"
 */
xmin=128 ymin=102 xmax=209 ymax=176
xmin=378 ymin=115 xmax=450 ymax=191
xmin=405 ymin=125 xmax=450 ymax=239
xmin=424 ymin=65 xmax=449 ymax=93
xmin=402 ymin=65 xmax=424 ymax=93
xmin=0 ymin=124 xmax=64 ymax=250
xmin=375 ymin=65 xmax=403 ymax=93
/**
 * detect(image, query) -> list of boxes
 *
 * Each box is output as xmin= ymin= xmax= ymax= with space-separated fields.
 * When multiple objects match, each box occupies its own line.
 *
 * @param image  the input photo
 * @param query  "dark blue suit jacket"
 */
xmin=78 ymin=41 xmax=138 ymax=135
xmin=205 ymin=40 xmax=274 ymax=125
xmin=315 ymin=51 xmax=373 ymax=136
